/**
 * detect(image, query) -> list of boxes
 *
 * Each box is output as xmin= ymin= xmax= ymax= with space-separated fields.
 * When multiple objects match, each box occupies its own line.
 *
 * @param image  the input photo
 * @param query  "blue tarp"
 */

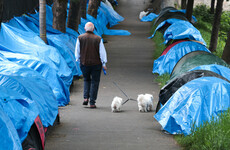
xmin=0 ymin=58 xmax=58 ymax=128
xmin=7 ymin=16 xmax=82 ymax=77
xmin=78 ymin=2 xmax=130 ymax=36
xmin=149 ymin=19 xmax=184 ymax=39
xmin=190 ymin=64 xmax=230 ymax=81
xmin=10 ymin=9 xmax=81 ymax=77
xmin=0 ymin=50 xmax=70 ymax=106
xmin=0 ymin=85 xmax=38 ymax=142
xmin=90 ymin=10 xmax=131 ymax=36
xmin=163 ymin=20 xmax=206 ymax=45
xmin=152 ymin=41 xmax=210 ymax=75
xmin=0 ymin=108 xmax=22 ymax=150
xmin=0 ymin=23 xmax=73 ymax=88
xmin=155 ymin=77 xmax=230 ymax=135
xmin=141 ymin=13 xmax=159 ymax=22
xmin=99 ymin=1 xmax=124 ymax=27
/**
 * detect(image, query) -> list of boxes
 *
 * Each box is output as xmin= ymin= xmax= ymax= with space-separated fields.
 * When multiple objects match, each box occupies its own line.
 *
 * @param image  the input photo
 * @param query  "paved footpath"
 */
xmin=45 ymin=0 xmax=181 ymax=149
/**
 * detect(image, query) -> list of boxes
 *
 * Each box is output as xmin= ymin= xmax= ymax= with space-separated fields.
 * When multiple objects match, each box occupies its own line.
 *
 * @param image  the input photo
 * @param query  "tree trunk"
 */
xmin=185 ymin=0 xmax=194 ymax=22
xmin=210 ymin=0 xmax=215 ymax=14
xmin=67 ymin=0 xmax=81 ymax=32
xmin=222 ymin=31 xmax=230 ymax=64
xmin=181 ymin=0 xmax=187 ymax=9
xmin=209 ymin=0 xmax=224 ymax=52
xmin=161 ymin=0 xmax=174 ymax=9
xmin=39 ymin=0 xmax=47 ymax=43
xmin=81 ymin=0 xmax=87 ymax=19
xmin=52 ymin=0 xmax=68 ymax=33
xmin=0 ymin=0 xmax=3 ymax=28
xmin=87 ymin=0 xmax=101 ymax=19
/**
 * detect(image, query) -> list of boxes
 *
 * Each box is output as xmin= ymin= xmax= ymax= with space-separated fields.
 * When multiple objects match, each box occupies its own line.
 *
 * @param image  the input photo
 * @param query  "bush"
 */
xmin=193 ymin=5 xmax=214 ymax=23
xmin=220 ymin=11 xmax=230 ymax=41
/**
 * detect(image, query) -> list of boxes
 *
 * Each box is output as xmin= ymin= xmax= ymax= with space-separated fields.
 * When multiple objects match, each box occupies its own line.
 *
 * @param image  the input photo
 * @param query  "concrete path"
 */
xmin=45 ymin=0 xmax=180 ymax=149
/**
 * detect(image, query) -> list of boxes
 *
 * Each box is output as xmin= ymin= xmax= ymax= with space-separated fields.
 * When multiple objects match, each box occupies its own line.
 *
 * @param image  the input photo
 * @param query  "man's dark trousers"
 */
xmin=80 ymin=64 xmax=102 ymax=105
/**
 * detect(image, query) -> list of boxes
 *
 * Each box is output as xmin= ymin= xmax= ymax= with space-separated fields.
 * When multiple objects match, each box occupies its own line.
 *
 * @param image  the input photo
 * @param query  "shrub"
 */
xmin=193 ymin=5 xmax=214 ymax=23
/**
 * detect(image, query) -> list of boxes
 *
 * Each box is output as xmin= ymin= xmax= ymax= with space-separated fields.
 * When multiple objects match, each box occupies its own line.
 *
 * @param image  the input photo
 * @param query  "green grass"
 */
xmin=154 ymin=73 xmax=170 ymax=88
xmin=175 ymin=109 xmax=230 ymax=150
xmin=151 ymin=32 xmax=166 ymax=59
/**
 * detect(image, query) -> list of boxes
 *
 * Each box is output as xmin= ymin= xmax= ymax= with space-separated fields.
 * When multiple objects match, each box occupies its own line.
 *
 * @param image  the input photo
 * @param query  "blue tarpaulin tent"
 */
xmin=163 ymin=20 xmax=206 ymax=45
xmin=152 ymin=41 xmax=210 ymax=75
xmin=6 ymin=15 xmax=81 ymax=77
xmin=155 ymin=77 xmax=230 ymax=135
xmin=0 ymin=58 xmax=58 ymax=128
xmin=149 ymin=19 xmax=184 ymax=39
xmin=99 ymin=1 xmax=124 ymax=27
xmin=0 ymin=85 xmax=39 ymax=142
xmin=0 ymin=23 xmax=73 ymax=88
xmin=78 ymin=2 xmax=130 ymax=36
xmin=0 ymin=108 xmax=22 ymax=150
xmin=190 ymin=64 xmax=230 ymax=81
xmin=0 ymin=50 xmax=70 ymax=107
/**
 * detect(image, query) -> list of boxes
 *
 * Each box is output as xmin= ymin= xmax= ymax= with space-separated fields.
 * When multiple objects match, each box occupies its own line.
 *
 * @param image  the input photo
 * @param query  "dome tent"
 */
xmin=156 ymin=70 xmax=230 ymax=113
xmin=170 ymin=51 xmax=230 ymax=80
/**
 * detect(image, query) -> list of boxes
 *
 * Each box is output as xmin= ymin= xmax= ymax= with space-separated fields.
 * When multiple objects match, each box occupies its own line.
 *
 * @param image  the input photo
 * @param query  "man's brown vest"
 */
xmin=78 ymin=31 xmax=102 ymax=66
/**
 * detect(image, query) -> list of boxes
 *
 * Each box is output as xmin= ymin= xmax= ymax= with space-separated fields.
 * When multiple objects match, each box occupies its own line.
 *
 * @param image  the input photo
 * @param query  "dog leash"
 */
xmin=112 ymin=81 xmax=137 ymax=105
xmin=104 ymin=73 xmax=137 ymax=105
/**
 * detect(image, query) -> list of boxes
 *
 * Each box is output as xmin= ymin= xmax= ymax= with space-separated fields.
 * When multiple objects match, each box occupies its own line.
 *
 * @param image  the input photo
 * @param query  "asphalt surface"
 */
xmin=45 ymin=0 xmax=181 ymax=149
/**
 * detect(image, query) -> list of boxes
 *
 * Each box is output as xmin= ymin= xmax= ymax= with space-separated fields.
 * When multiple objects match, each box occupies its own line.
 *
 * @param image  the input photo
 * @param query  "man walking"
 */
xmin=75 ymin=22 xmax=107 ymax=108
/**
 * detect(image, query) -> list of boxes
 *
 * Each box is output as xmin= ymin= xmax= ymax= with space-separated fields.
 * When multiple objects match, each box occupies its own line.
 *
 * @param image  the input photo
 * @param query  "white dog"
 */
xmin=137 ymin=93 xmax=154 ymax=112
xmin=111 ymin=96 xmax=123 ymax=112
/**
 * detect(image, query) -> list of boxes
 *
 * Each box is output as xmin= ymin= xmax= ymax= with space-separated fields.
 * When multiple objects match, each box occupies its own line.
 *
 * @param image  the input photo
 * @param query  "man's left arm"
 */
xmin=99 ymin=39 xmax=107 ymax=69
xmin=75 ymin=38 xmax=81 ymax=62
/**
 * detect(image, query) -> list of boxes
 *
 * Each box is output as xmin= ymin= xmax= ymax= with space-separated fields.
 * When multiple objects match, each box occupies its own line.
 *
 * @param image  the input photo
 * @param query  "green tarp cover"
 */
xmin=170 ymin=51 xmax=230 ymax=79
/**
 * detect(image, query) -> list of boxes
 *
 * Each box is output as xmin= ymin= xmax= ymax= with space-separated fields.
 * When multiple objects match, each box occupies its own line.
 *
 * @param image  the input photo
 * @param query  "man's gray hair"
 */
xmin=85 ymin=22 xmax=94 ymax=32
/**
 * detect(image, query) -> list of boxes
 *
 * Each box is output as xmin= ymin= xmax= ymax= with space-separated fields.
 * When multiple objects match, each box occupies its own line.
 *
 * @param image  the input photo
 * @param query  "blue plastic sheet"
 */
xmin=0 ymin=58 xmax=58 ymax=128
xmin=7 ymin=16 xmax=82 ymax=77
xmin=149 ymin=19 xmax=184 ymax=39
xmin=190 ymin=64 xmax=230 ymax=81
xmin=0 ymin=23 xmax=73 ymax=88
xmin=163 ymin=20 xmax=206 ymax=45
xmin=0 ymin=84 xmax=39 ymax=142
xmin=99 ymin=1 xmax=124 ymax=27
xmin=152 ymin=41 xmax=210 ymax=75
xmin=0 ymin=51 xmax=70 ymax=106
xmin=96 ymin=9 xmax=131 ymax=36
xmin=155 ymin=77 xmax=230 ymax=135
xmin=81 ymin=2 xmax=130 ymax=36
xmin=0 ymin=108 xmax=22 ymax=150
xmin=141 ymin=13 xmax=159 ymax=22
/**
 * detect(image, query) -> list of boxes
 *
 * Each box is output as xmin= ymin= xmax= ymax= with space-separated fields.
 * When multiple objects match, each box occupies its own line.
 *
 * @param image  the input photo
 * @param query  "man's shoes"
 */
xmin=90 ymin=105 xmax=97 ymax=109
xmin=83 ymin=99 xmax=88 ymax=105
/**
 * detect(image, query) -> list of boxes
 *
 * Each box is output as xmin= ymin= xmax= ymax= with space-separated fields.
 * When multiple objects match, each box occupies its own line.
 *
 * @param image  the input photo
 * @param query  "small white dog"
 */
xmin=137 ymin=93 xmax=154 ymax=112
xmin=111 ymin=96 xmax=123 ymax=112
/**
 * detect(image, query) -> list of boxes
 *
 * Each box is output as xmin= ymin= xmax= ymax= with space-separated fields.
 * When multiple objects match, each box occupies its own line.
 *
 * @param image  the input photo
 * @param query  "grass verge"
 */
xmin=154 ymin=73 xmax=170 ymax=88
xmin=175 ymin=109 xmax=230 ymax=150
